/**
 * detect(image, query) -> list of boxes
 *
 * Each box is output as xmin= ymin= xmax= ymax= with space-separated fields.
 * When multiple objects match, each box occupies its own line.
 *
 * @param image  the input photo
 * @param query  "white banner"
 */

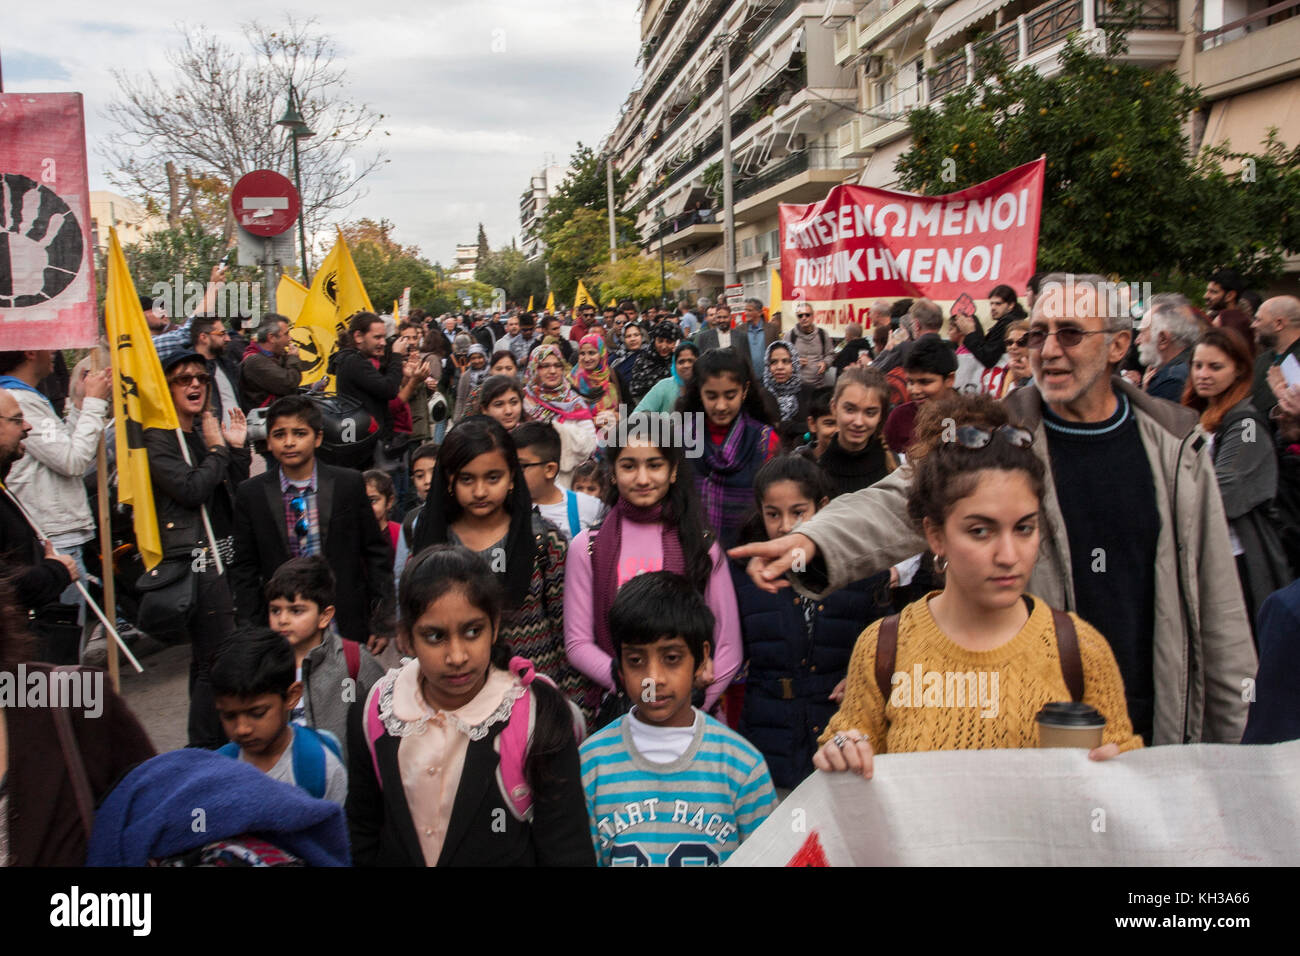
xmin=726 ymin=742 xmax=1300 ymax=866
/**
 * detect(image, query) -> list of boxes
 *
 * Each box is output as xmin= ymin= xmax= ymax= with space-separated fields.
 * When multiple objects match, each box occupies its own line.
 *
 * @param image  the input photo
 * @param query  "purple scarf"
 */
xmin=590 ymin=498 xmax=685 ymax=657
xmin=693 ymin=412 xmax=773 ymax=549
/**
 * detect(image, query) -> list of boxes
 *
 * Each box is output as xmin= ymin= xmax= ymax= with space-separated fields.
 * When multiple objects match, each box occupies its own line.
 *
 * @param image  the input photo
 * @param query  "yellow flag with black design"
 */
xmin=103 ymin=228 xmax=177 ymax=570
xmin=293 ymin=229 xmax=374 ymax=390
xmin=574 ymin=279 xmax=596 ymax=312
xmin=276 ymin=274 xmax=309 ymax=323
xmin=544 ymin=291 xmax=555 ymax=313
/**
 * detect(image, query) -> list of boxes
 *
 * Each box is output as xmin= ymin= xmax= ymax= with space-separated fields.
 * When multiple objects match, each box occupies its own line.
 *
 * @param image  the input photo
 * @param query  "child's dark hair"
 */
xmin=475 ymin=374 xmax=525 ymax=413
xmin=489 ymin=349 xmax=517 ymax=370
xmin=604 ymin=413 xmax=714 ymax=583
xmin=904 ymin=336 xmax=957 ymax=376
xmin=806 ymin=386 xmax=834 ymax=421
xmin=266 ymin=394 xmax=323 ymax=435
xmin=676 ymin=347 xmax=778 ymax=427
xmin=410 ymin=442 xmax=440 ymax=467
xmin=512 ymin=420 xmax=561 ymax=465
xmin=571 ymin=457 xmax=608 ymax=493
xmin=264 ymin=555 xmax=336 ymax=611
xmin=738 ymin=455 xmax=831 ymax=544
xmin=398 ymin=544 xmax=574 ymax=789
xmin=364 ymin=469 xmax=395 ymax=510
xmin=906 ymin=393 xmax=1045 ymax=529
xmin=210 ymin=627 xmax=295 ymax=699
xmin=434 ymin=415 xmax=521 ymax=523
xmin=609 ymin=572 xmax=714 ymax=668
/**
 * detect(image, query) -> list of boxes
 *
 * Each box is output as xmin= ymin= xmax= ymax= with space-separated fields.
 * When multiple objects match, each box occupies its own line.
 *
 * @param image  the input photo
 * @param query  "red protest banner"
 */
xmin=0 ymin=93 xmax=98 ymax=349
xmin=780 ymin=158 xmax=1044 ymax=327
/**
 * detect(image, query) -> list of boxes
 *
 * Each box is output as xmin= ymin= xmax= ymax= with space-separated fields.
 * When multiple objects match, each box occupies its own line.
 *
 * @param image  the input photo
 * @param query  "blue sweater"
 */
xmin=1242 ymin=579 xmax=1300 ymax=744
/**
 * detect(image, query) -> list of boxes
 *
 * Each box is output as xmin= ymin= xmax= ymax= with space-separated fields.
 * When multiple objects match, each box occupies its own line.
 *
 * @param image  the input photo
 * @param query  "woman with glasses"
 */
xmin=813 ymin=393 xmax=1140 ymax=776
xmin=1181 ymin=327 xmax=1291 ymax=637
xmin=522 ymin=344 xmax=598 ymax=488
xmin=145 ymin=347 xmax=249 ymax=748
xmin=988 ymin=320 xmax=1033 ymax=398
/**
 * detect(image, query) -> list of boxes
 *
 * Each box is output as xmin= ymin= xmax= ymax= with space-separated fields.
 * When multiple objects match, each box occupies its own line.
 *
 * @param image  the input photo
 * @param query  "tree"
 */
xmin=539 ymin=142 xmax=639 ymax=301
xmin=476 ymin=223 xmax=490 ymax=267
xmin=475 ymin=245 xmax=547 ymax=306
xmin=339 ymin=218 xmax=439 ymax=312
xmin=103 ymin=16 xmax=387 ymax=264
xmin=589 ymin=247 xmax=690 ymax=305
xmin=894 ymin=3 xmax=1299 ymax=285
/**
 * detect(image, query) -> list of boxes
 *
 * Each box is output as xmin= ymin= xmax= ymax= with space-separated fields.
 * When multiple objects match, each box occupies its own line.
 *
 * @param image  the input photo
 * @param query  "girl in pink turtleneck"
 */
xmin=563 ymin=416 xmax=741 ymax=726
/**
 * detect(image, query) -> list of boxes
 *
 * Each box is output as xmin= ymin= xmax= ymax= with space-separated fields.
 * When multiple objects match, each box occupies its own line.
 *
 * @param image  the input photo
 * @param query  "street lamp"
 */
xmin=654 ymin=205 xmax=667 ymax=309
xmin=277 ymin=83 xmax=315 ymax=283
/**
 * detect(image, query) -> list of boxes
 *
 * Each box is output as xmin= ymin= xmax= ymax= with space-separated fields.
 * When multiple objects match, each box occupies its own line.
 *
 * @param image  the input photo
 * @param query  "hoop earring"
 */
xmin=934 ymin=555 xmax=948 ymax=575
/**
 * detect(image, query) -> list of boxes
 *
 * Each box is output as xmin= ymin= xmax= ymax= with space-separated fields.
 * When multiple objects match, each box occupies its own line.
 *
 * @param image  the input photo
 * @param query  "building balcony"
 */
xmin=733 ymin=146 xmax=859 ymax=222
xmin=1195 ymin=0 xmax=1300 ymax=98
xmin=857 ymin=0 xmax=926 ymax=51
xmin=834 ymin=18 xmax=858 ymax=62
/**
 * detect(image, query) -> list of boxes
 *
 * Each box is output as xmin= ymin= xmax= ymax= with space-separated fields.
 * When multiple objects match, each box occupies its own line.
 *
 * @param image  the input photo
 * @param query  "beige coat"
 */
xmin=790 ymin=377 xmax=1256 ymax=746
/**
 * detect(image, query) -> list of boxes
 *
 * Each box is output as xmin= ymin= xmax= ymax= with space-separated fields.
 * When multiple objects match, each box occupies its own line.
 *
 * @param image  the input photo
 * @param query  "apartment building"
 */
xmin=451 ymin=242 xmax=479 ymax=283
xmin=613 ymin=0 xmax=863 ymax=308
xmin=519 ymin=163 xmax=569 ymax=261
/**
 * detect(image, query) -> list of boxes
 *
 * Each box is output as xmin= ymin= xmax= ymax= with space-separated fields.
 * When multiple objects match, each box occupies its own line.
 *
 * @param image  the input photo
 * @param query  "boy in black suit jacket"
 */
xmin=232 ymin=395 xmax=395 ymax=653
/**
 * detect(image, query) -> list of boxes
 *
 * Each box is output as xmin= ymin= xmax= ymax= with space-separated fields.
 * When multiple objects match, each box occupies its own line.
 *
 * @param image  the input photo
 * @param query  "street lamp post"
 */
xmin=277 ymin=83 xmax=316 ymax=283
xmin=654 ymin=206 xmax=667 ymax=309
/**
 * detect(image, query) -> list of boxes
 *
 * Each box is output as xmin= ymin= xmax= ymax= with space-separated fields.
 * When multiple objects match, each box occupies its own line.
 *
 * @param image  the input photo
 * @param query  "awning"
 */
xmin=1202 ymin=78 xmax=1300 ymax=156
xmin=859 ymin=137 xmax=913 ymax=189
xmin=687 ymin=243 xmax=726 ymax=275
xmin=749 ymin=31 xmax=799 ymax=94
xmin=927 ymin=0 xmax=1017 ymax=47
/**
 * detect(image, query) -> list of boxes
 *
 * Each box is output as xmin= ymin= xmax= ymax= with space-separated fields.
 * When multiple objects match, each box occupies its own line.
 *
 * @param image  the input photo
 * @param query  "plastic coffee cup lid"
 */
xmin=1035 ymin=701 xmax=1105 ymax=727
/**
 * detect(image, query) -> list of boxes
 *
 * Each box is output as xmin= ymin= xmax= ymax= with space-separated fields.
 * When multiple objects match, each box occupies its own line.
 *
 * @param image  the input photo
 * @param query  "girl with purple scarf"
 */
xmin=562 ymin=414 xmax=742 ymax=722
xmin=677 ymin=348 xmax=780 ymax=550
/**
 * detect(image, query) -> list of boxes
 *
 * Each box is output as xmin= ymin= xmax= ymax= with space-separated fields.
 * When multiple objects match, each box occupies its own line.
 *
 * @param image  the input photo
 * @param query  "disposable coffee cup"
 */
xmin=1035 ymin=701 xmax=1105 ymax=748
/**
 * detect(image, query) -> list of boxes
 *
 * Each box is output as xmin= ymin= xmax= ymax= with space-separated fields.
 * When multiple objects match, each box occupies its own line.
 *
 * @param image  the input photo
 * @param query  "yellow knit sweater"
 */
xmin=820 ymin=593 xmax=1143 ymax=754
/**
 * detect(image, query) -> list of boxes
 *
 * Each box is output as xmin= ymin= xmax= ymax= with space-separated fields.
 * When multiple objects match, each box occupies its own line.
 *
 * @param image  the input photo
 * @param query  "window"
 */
xmin=742 ymin=238 xmax=754 ymax=258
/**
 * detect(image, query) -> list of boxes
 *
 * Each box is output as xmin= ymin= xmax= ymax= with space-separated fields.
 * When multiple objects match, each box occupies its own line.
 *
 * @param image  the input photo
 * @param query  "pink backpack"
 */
xmin=362 ymin=656 xmax=585 ymax=821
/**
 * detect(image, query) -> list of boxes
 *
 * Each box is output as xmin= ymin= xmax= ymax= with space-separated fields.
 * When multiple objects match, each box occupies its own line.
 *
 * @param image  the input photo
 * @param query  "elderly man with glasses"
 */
xmin=733 ymin=273 xmax=1255 ymax=749
xmin=785 ymin=302 xmax=836 ymax=389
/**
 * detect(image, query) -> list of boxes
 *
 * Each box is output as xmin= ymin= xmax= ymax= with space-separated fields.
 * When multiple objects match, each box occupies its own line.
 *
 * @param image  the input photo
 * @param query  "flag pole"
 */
xmin=0 ymin=482 xmax=143 ymax=673
xmin=173 ymin=429 xmax=226 ymax=576
xmin=91 ymin=344 xmax=122 ymax=690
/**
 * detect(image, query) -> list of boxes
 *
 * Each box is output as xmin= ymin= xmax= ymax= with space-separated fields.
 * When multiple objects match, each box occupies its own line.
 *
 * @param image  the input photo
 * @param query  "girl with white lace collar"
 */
xmin=345 ymin=545 xmax=594 ymax=867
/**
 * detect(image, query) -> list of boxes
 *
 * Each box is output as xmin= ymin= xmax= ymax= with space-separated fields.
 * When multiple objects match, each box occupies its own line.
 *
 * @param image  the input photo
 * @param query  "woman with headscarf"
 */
xmin=453 ymin=343 xmax=492 ymax=421
xmin=762 ymin=339 xmax=805 ymax=423
xmin=611 ymin=321 xmax=645 ymax=400
xmin=570 ymin=334 xmax=621 ymax=416
xmin=523 ymin=343 xmax=599 ymax=487
xmin=633 ymin=340 xmax=698 ymax=415
xmin=626 ymin=321 xmax=679 ymax=407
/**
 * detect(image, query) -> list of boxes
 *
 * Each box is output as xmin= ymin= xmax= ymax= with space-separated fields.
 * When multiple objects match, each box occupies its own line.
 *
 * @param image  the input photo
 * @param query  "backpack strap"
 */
xmin=1051 ymin=608 xmax=1084 ymax=703
xmin=565 ymin=489 xmax=581 ymax=538
xmin=291 ymin=725 xmax=328 ymax=800
xmin=51 ymin=671 xmax=95 ymax=840
xmin=498 ymin=657 xmax=540 ymax=821
xmin=342 ymin=638 xmax=361 ymax=684
xmin=874 ymin=615 xmax=900 ymax=704
xmin=363 ymin=676 xmax=389 ymax=789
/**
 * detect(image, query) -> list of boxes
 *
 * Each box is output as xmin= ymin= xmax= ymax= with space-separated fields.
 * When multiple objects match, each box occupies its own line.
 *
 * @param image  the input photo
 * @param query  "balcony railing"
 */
xmin=977 ymin=20 xmax=1021 ymax=61
xmin=1098 ymin=0 xmax=1177 ymax=29
xmin=1027 ymin=0 xmax=1085 ymax=54
xmin=647 ymin=207 xmax=719 ymax=241
xmin=733 ymin=150 xmax=812 ymax=201
xmin=1197 ymin=0 xmax=1299 ymax=50
xmin=930 ymin=50 xmax=967 ymax=98
xmin=862 ymin=80 xmax=926 ymax=132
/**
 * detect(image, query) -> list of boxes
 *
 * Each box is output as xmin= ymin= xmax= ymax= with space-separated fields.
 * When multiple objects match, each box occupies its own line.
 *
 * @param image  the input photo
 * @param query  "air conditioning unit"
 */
xmin=864 ymin=55 xmax=886 ymax=79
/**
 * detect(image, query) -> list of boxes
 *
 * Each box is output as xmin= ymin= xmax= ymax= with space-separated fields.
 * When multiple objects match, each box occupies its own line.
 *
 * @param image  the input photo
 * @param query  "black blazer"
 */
xmin=345 ymin=682 xmax=595 ymax=867
xmin=231 ymin=462 xmax=395 ymax=642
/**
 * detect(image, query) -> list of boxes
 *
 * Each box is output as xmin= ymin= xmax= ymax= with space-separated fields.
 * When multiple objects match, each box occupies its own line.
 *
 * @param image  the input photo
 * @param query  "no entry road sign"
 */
xmin=231 ymin=170 xmax=301 ymax=237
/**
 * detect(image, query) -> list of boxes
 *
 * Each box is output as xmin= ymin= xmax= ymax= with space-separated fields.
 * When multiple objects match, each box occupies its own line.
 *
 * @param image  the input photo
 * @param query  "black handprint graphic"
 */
xmin=0 ymin=173 xmax=84 ymax=308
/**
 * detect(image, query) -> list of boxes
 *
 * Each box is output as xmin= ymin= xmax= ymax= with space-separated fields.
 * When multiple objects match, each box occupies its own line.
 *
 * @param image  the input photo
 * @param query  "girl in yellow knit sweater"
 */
xmin=814 ymin=394 xmax=1142 ymax=777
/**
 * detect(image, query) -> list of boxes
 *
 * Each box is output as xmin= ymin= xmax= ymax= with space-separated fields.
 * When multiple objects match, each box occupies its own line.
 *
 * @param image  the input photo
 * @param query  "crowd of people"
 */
xmin=2 ymin=267 xmax=1299 ymax=866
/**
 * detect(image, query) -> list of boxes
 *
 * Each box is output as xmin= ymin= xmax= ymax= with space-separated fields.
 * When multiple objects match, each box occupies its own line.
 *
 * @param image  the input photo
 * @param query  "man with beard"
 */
xmin=1251 ymin=296 xmax=1300 ymax=420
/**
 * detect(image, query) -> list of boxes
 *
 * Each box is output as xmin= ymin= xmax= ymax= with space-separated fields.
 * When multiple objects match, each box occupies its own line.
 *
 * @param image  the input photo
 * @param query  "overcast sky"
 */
xmin=4 ymin=1 xmax=641 ymax=267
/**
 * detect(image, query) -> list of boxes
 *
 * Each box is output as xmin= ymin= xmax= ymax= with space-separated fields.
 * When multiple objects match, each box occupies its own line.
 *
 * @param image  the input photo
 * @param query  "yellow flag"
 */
xmin=104 ymin=228 xmax=177 ymax=570
xmin=574 ymin=279 xmax=596 ymax=312
xmin=607 ymin=297 xmax=617 ymax=309
xmin=394 ymin=300 xmax=401 ymax=324
xmin=293 ymin=230 xmax=374 ymax=389
xmin=527 ymin=295 xmax=534 ymax=311
xmin=276 ymin=274 xmax=309 ymax=323
xmin=545 ymin=291 xmax=555 ymax=312
xmin=769 ymin=267 xmax=783 ymax=317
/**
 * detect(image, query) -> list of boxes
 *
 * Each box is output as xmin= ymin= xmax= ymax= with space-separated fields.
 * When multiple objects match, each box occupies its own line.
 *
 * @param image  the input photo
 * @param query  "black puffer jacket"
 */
xmin=729 ymin=559 xmax=893 ymax=789
xmin=329 ymin=347 xmax=403 ymax=436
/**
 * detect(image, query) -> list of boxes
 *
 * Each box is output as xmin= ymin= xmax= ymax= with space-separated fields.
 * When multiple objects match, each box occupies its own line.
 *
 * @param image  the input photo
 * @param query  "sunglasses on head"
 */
xmin=953 ymin=424 xmax=1034 ymax=449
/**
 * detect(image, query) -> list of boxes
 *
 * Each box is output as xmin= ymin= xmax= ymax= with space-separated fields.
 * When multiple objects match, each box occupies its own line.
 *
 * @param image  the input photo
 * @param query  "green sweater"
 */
xmin=632 ymin=376 xmax=680 ymax=415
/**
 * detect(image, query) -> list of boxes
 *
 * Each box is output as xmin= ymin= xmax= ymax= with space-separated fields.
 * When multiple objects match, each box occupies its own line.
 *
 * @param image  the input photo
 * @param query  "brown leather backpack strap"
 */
xmin=51 ymin=667 xmax=96 ymax=840
xmin=874 ymin=615 xmax=900 ymax=703
xmin=1051 ymin=608 xmax=1084 ymax=702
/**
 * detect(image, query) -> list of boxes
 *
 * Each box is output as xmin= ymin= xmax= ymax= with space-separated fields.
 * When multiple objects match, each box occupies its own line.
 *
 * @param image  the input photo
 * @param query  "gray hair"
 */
xmin=697 ymin=296 xmax=712 ymax=309
xmin=1146 ymin=293 xmax=1201 ymax=349
xmin=870 ymin=300 xmax=891 ymax=321
xmin=909 ymin=298 xmax=944 ymax=332
xmin=745 ymin=297 xmax=764 ymax=312
xmin=1032 ymin=273 xmax=1131 ymax=334
xmin=254 ymin=313 xmax=290 ymax=342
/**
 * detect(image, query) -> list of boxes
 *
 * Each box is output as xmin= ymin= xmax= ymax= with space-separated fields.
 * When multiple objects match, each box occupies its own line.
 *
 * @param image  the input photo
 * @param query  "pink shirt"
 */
xmin=563 ymin=519 xmax=741 ymax=711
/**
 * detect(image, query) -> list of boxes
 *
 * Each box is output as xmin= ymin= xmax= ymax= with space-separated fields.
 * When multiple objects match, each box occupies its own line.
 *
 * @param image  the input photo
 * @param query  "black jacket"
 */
xmin=0 ymin=478 xmax=72 ymax=611
xmin=231 ymin=463 xmax=395 ymax=642
xmin=962 ymin=304 xmax=1027 ymax=369
xmin=204 ymin=353 xmax=243 ymax=422
xmin=329 ymin=347 xmax=403 ymax=435
xmin=143 ymin=427 xmax=250 ymax=558
xmin=345 ymin=680 xmax=595 ymax=866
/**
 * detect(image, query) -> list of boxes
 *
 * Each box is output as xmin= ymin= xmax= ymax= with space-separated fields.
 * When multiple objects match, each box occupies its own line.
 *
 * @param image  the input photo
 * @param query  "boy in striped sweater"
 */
xmin=579 ymin=572 xmax=777 ymax=866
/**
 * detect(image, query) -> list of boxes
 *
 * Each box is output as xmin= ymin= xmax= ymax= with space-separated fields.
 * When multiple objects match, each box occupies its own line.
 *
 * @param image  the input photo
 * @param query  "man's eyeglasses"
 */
xmin=168 ymin=373 xmax=211 ymax=387
xmin=0 ymin=415 xmax=26 ymax=426
xmin=1025 ymin=328 xmax=1108 ymax=350
xmin=796 ymin=312 xmax=813 ymax=319
xmin=953 ymin=425 xmax=1034 ymax=449
xmin=290 ymin=494 xmax=310 ymax=538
